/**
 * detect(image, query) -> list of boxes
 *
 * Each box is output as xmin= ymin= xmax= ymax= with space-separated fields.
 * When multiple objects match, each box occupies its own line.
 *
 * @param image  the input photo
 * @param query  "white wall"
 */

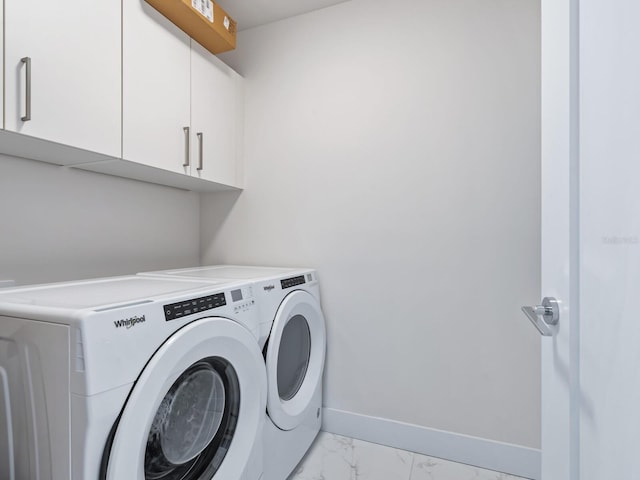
xmin=202 ymin=0 xmax=541 ymax=448
xmin=0 ymin=154 xmax=200 ymax=285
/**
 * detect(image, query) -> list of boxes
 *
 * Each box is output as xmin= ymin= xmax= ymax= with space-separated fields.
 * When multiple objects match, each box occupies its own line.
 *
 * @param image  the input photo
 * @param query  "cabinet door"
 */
xmin=123 ymin=0 xmax=191 ymax=175
xmin=191 ymin=41 xmax=244 ymax=187
xmin=4 ymin=0 xmax=120 ymax=157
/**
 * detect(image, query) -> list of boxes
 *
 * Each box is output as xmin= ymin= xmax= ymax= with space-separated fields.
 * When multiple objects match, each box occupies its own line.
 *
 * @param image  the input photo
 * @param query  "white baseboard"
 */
xmin=321 ymin=408 xmax=540 ymax=480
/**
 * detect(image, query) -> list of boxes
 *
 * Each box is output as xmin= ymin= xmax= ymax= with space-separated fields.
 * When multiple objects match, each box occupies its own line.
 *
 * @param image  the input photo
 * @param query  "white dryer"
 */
xmin=0 ymin=275 xmax=266 ymax=480
xmin=139 ymin=266 xmax=327 ymax=480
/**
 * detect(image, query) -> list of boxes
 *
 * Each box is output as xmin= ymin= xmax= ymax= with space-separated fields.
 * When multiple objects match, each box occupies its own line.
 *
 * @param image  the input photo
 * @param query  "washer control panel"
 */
xmin=163 ymin=293 xmax=226 ymax=321
xmin=231 ymin=285 xmax=255 ymax=313
xmin=233 ymin=298 xmax=255 ymax=313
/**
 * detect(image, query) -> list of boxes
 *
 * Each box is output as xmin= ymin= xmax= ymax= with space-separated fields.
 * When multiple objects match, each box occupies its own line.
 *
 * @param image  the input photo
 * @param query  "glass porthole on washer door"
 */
xmin=144 ymin=357 xmax=240 ymax=480
xmin=277 ymin=314 xmax=312 ymax=401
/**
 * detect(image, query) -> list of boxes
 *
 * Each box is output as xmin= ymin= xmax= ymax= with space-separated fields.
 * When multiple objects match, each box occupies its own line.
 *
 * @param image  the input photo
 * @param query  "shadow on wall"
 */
xmin=200 ymin=191 xmax=243 ymax=263
xmin=0 ymin=155 xmax=201 ymax=285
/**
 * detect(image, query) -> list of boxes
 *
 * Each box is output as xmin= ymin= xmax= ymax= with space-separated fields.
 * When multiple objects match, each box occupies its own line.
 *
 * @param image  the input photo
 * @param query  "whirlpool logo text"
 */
xmin=114 ymin=315 xmax=146 ymax=329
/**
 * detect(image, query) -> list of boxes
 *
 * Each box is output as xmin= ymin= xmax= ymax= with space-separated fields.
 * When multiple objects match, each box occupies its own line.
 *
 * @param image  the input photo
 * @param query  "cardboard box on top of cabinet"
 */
xmin=145 ymin=0 xmax=237 ymax=54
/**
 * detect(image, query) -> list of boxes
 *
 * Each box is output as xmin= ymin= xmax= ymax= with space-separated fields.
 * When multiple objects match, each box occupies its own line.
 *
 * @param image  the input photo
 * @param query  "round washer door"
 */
xmin=104 ymin=317 xmax=266 ymax=480
xmin=265 ymin=290 xmax=326 ymax=431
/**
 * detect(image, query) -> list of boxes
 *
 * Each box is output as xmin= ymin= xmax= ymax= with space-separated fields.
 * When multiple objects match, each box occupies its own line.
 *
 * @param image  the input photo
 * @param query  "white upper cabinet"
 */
xmin=121 ymin=8 xmax=244 ymax=188
xmin=4 ymin=0 xmax=121 ymax=157
xmin=1 ymin=0 xmax=243 ymax=191
xmin=123 ymin=0 xmax=191 ymax=175
xmin=191 ymin=41 xmax=244 ymax=188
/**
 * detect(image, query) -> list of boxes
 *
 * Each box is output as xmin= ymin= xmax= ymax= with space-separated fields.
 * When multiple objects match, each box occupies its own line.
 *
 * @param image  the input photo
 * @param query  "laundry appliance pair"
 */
xmin=0 ymin=265 xmax=326 ymax=480
xmin=140 ymin=265 xmax=327 ymax=480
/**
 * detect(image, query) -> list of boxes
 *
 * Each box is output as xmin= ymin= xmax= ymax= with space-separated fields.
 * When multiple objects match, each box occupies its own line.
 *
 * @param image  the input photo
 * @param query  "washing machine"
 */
xmin=139 ymin=266 xmax=327 ymax=480
xmin=0 ymin=275 xmax=266 ymax=480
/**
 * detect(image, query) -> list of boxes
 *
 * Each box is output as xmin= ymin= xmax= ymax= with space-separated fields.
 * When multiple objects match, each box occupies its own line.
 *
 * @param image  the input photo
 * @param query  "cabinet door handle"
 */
xmin=196 ymin=132 xmax=204 ymax=171
xmin=183 ymin=127 xmax=190 ymax=167
xmin=21 ymin=57 xmax=31 ymax=122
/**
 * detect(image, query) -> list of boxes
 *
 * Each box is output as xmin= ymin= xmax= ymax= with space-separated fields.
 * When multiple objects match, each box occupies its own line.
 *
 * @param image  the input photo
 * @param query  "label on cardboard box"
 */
xmin=224 ymin=16 xmax=230 ymax=30
xmin=191 ymin=0 xmax=214 ymax=22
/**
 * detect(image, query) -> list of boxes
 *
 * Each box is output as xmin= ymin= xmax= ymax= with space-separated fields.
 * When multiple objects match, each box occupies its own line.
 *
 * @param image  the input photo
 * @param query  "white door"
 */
xmin=191 ymin=40 xmax=244 ymax=187
xmin=122 ymin=0 xmax=191 ymax=175
xmin=4 ymin=0 xmax=120 ymax=157
xmin=104 ymin=318 xmax=266 ymax=480
xmin=538 ymin=0 xmax=579 ymax=479
xmin=579 ymin=1 xmax=640 ymax=478
xmin=264 ymin=291 xmax=326 ymax=431
xmin=541 ymin=0 xmax=640 ymax=478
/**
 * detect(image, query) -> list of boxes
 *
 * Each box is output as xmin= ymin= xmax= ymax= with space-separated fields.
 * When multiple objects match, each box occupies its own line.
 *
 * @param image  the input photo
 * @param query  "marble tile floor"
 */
xmin=288 ymin=432 xmax=529 ymax=480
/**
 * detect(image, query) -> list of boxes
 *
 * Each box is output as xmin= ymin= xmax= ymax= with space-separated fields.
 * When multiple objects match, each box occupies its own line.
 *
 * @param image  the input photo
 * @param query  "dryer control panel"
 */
xmin=163 ymin=293 xmax=226 ymax=321
xmin=281 ymin=275 xmax=306 ymax=289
